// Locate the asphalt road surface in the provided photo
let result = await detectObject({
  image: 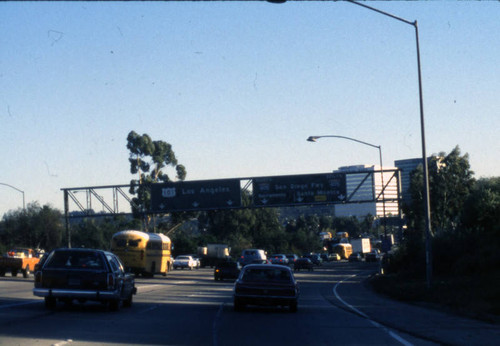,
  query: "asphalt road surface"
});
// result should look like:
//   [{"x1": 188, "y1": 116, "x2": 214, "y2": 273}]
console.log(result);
[{"x1": 0, "y1": 261, "x2": 493, "y2": 346}]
